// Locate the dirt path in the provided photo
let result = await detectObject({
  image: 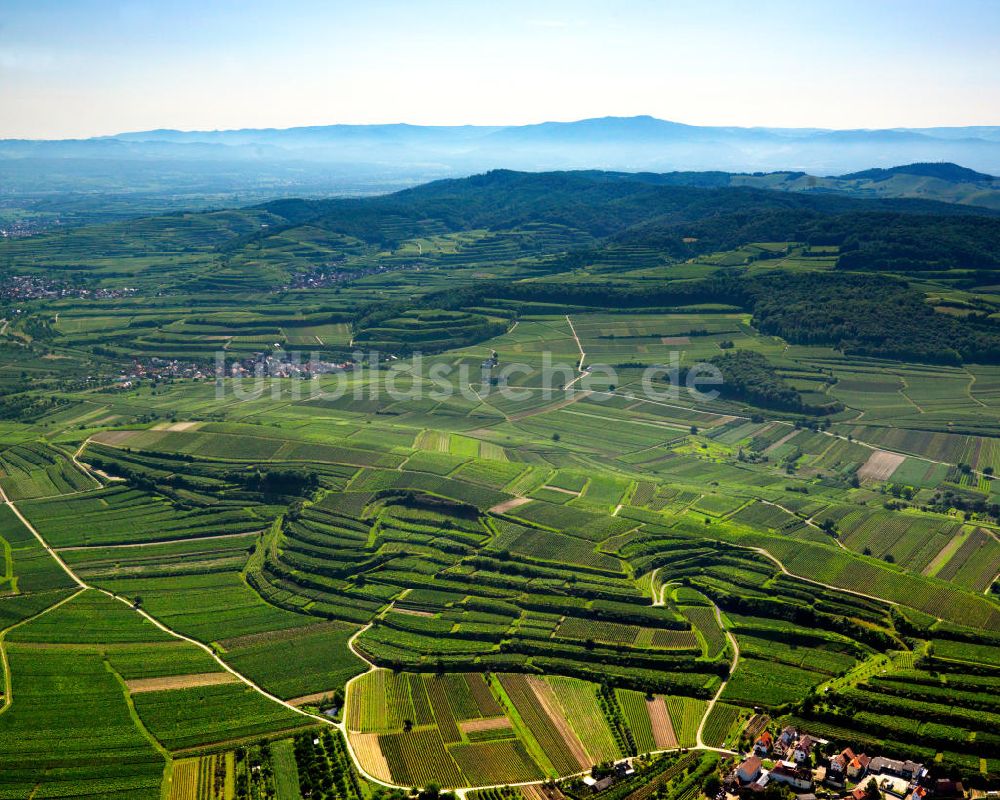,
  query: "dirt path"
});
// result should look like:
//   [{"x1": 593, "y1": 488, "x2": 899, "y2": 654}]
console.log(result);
[
  {"x1": 0, "y1": 586, "x2": 87, "y2": 714},
  {"x1": 965, "y1": 370, "x2": 988, "y2": 408},
  {"x1": 565, "y1": 315, "x2": 586, "y2": 373},
  {"x1": 744, "y1": 544, "x2": 898, "y2": 606},
  {"x1": 0, "y1": 476, "x2": 403, "y2": 791},
  {"x1": 71, "y1": 437, "x2": 103, "y2": 488},
  {"x1": 695, "y1": 602, "x2": 740, "y2": 751}
]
